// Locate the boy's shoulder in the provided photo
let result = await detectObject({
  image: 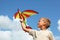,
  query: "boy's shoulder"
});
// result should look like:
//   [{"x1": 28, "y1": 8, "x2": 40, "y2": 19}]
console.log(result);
[
  {"x1": 29, "y1": 29, "x2": 53, "y2": 33},
  {"x1": 46, "y1": 30, "x2": 53, "y2": 34}
]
